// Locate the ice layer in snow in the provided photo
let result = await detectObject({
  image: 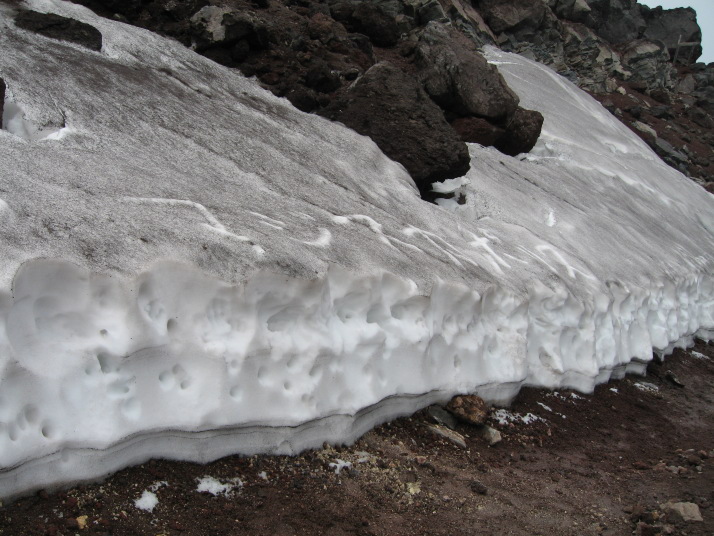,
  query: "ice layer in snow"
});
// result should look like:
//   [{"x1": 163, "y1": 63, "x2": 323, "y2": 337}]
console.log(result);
[{"x1": 1, "y1": 0, "x2": 714, "y2": 499}]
